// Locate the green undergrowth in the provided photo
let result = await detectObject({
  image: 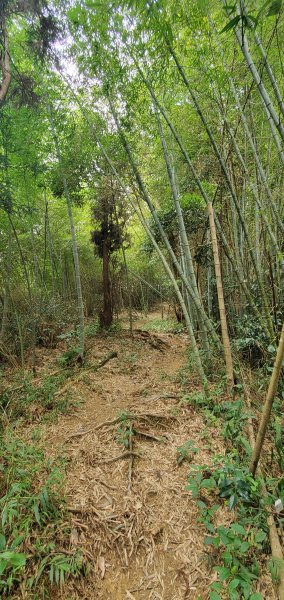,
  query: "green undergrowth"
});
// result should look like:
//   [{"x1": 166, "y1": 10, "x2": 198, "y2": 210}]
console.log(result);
[
  {"x1": 141, "y1": 317, "x2": 184, "y2": 333},
  {"x1": 0, "y1": 432, "x2": 87, "y2": 598},
  {"x1": 180, "y1": 385, "x2": 283, "y2": 600},
  {"x1": 58, "y1": 318, "x2": 122, "y2": 344},
  {"x1": 0, "y1": 370, "x2": 82, "y2": 427}
]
